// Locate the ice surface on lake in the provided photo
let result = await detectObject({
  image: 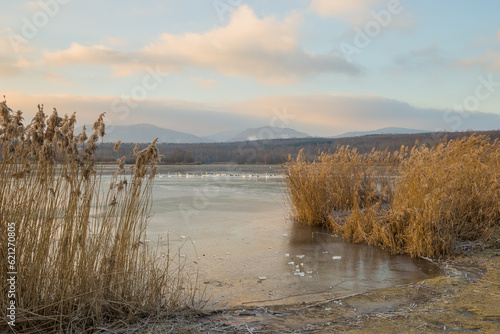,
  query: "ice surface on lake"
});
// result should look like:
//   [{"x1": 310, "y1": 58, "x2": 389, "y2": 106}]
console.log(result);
[{"x1": 138, "y1": 164, "x2": 440, "y2": 308}]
